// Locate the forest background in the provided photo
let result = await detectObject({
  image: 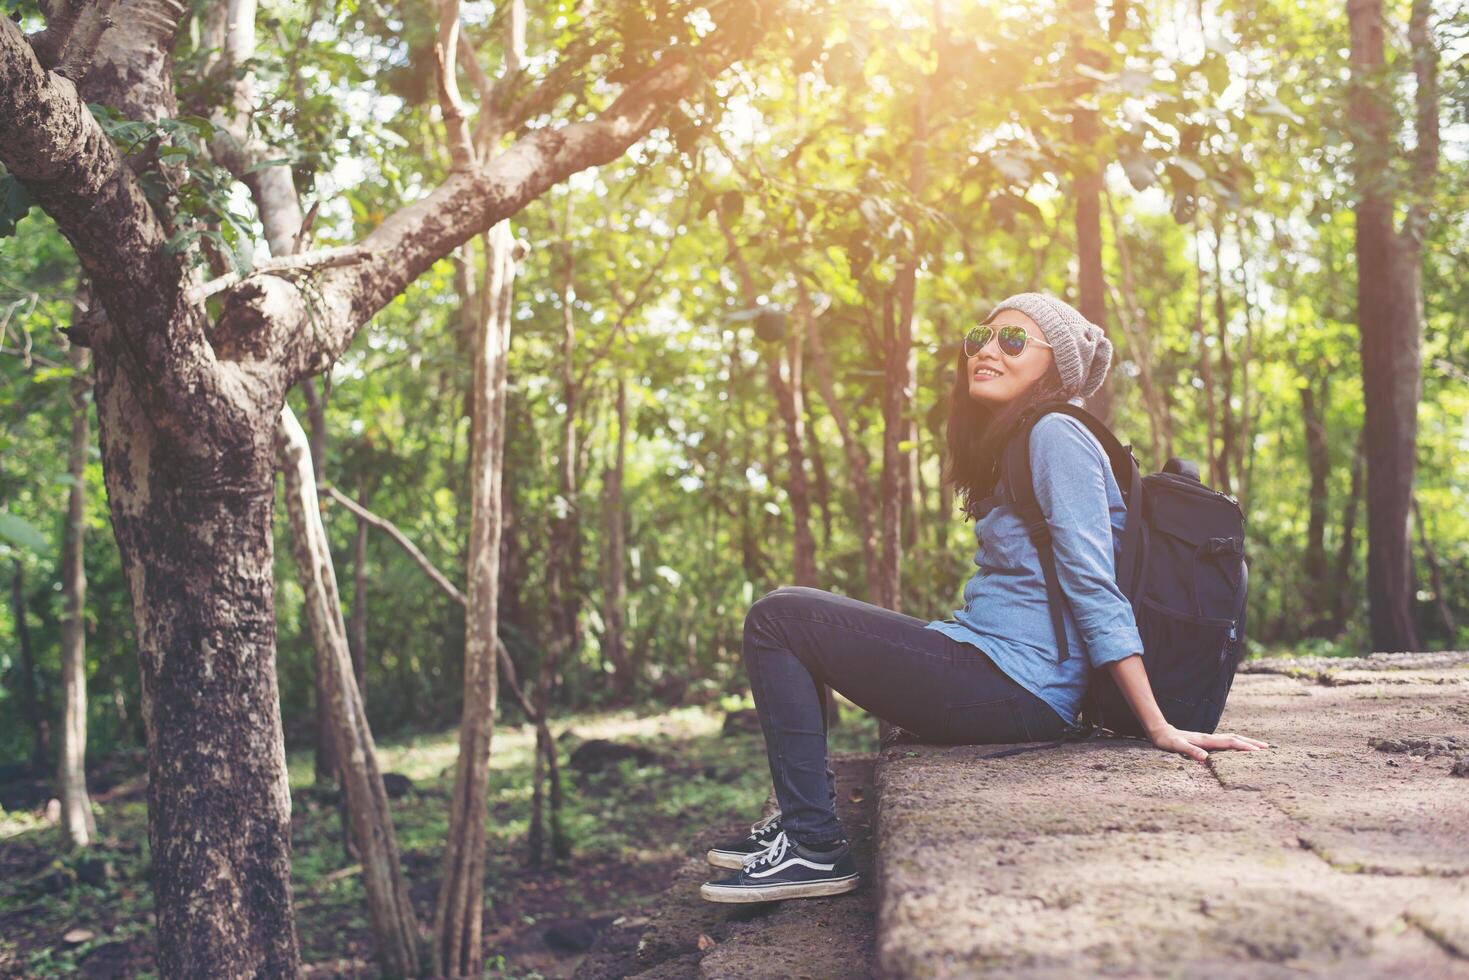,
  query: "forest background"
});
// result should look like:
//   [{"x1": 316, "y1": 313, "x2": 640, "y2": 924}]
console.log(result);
[
  {"x1": 5, "y1": 0, "x2": 1465, "y2": 761},
  {"x1": 0, "y1": 0, "x2": 1466, "y2": 970}
]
